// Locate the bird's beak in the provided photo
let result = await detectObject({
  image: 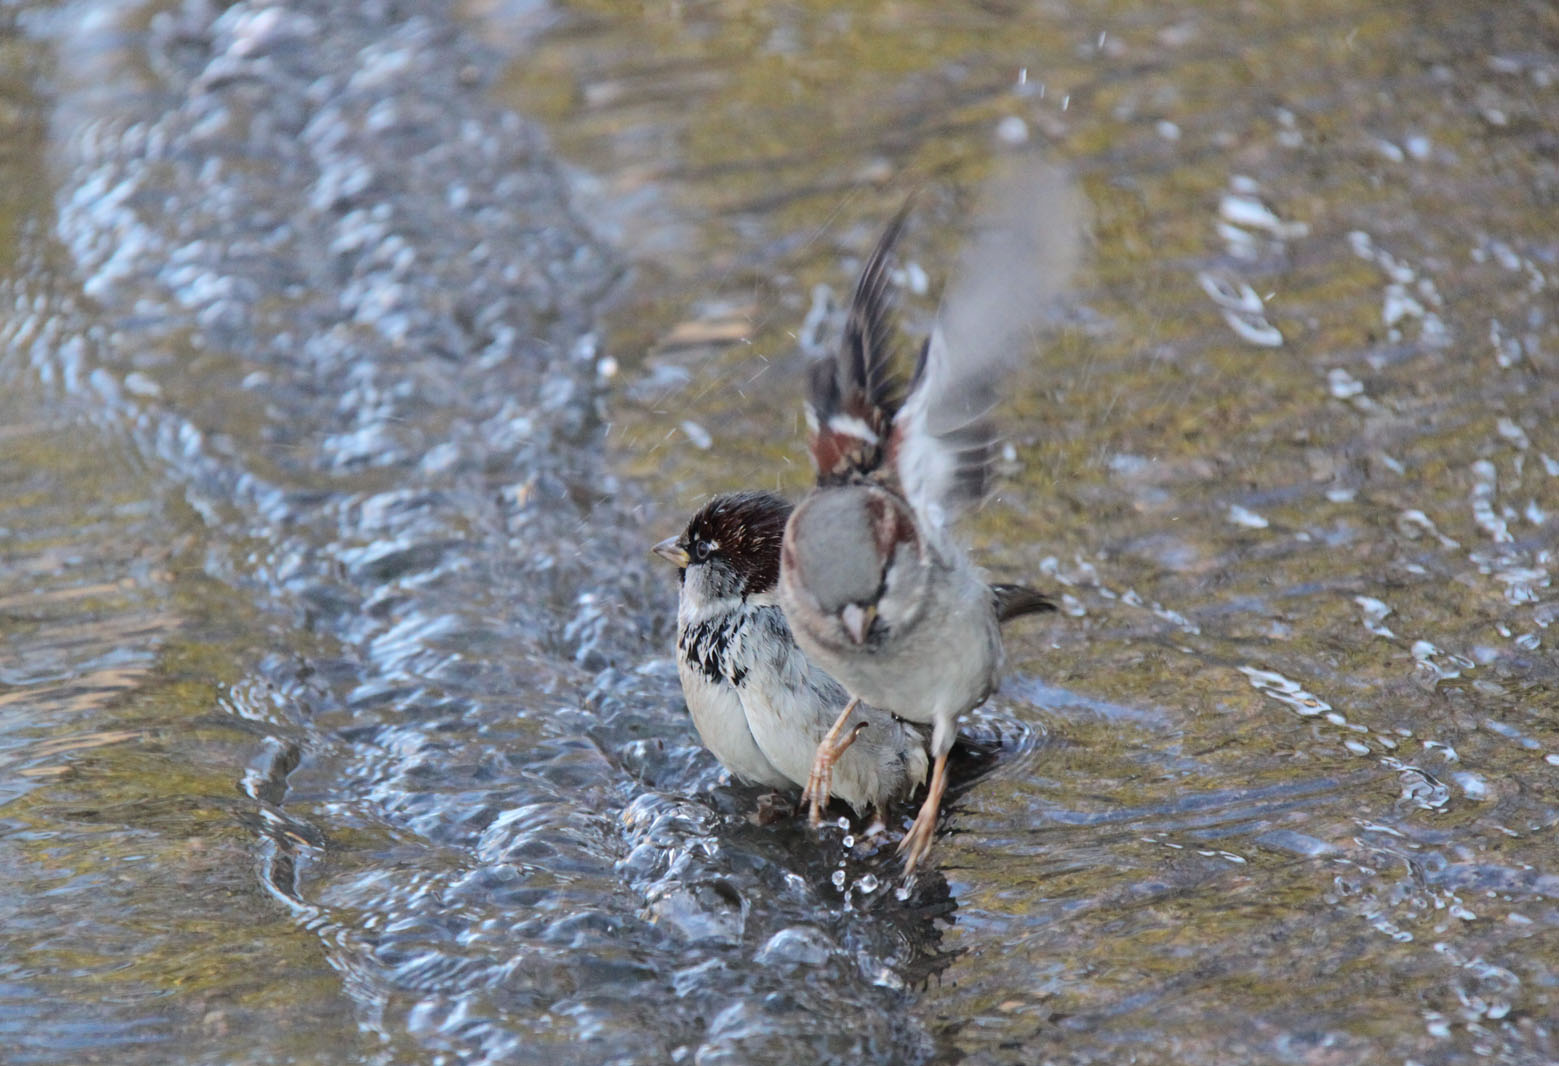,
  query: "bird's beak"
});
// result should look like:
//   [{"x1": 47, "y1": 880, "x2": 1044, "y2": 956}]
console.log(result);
[
  {"x1": 652, "y1": 536, "x2": 691, "y2": 568},
  {"x1": 840, "y1": 602, "x2": 876, "y2": 645}
]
